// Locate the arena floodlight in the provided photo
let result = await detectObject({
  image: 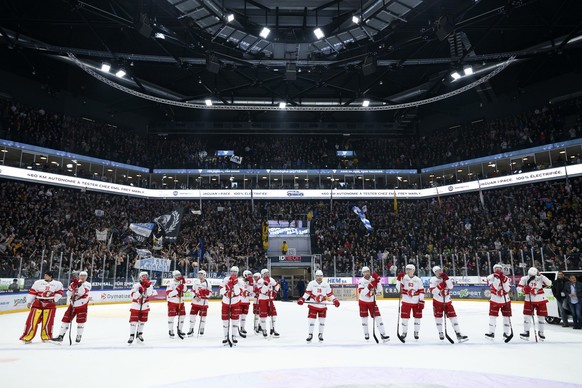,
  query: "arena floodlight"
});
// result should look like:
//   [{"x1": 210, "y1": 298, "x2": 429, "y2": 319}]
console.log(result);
[
  {"x1": 352, "y1": 15, "x2": 360, "y2": 24},
  {"x1": 115, "y1": 69, "x2": 126, "y2": 78},
  {"x1": 260, "y1": 27, "x2": 270, "y2": 39},
  {"x1": 227, "y1": 14, "x2": 235, "y2": 22},
  {"x1": 314, "y1": 28, "x2": 325, "y2": 39},
  {"x1": 101, "y1": 63, "x2": 111, "y2": 73},
  {"x1": 450, "y1": 71, "x2": 461, "y2": 80},
  {"x1": 362, "y1": 99, "x2": 370, "y2": 107},
  {"x1": 279, "y1": 102, "x2": 287, "y2": 109},
  {"x1": 464, "y1": 65, "x2": 473, "y2": 76},
  {"x1": 205, "y1": 99, "x2": 213, "y2": 106},
  {"x1": 154, "y1": 32, "x2": 166, "y2": 40}
]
